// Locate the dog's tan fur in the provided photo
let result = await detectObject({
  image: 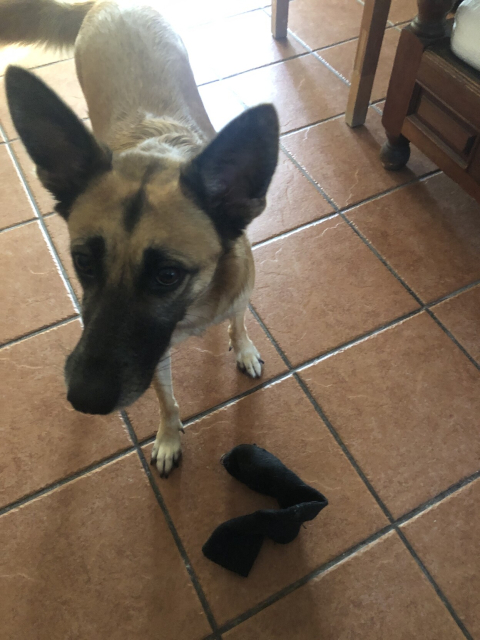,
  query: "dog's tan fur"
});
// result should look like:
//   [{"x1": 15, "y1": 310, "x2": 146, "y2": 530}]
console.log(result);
[{"x1": 1, "y1": 0, "x2": 278, "y2": 477}]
